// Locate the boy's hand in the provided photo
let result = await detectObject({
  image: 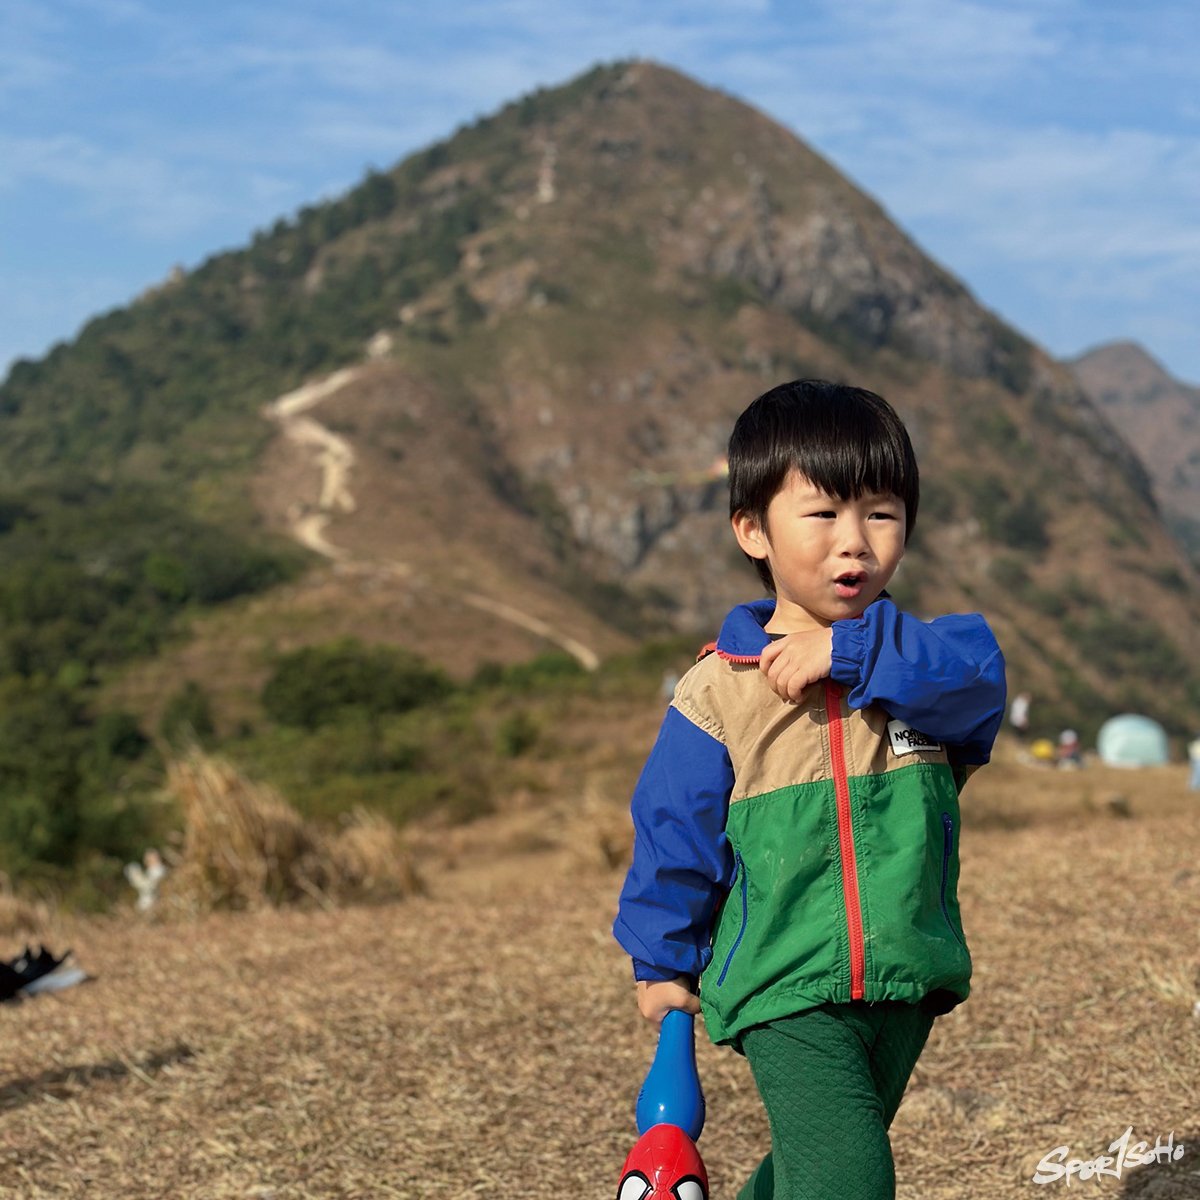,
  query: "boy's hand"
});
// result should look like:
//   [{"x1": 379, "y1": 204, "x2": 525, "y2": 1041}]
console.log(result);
[
  {"x1": 637, "y1": 977, "x2": 701, "y2": 1028},
  {"x1": 759, "y1": 628, "x2": 834, "y2": 701}
]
